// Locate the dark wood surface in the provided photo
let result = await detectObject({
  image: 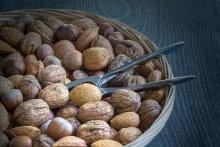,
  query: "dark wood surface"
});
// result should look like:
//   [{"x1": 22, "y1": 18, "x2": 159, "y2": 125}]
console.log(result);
[{"x1": 0, "y1": 0, "x2": 219, "y2": 146}]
